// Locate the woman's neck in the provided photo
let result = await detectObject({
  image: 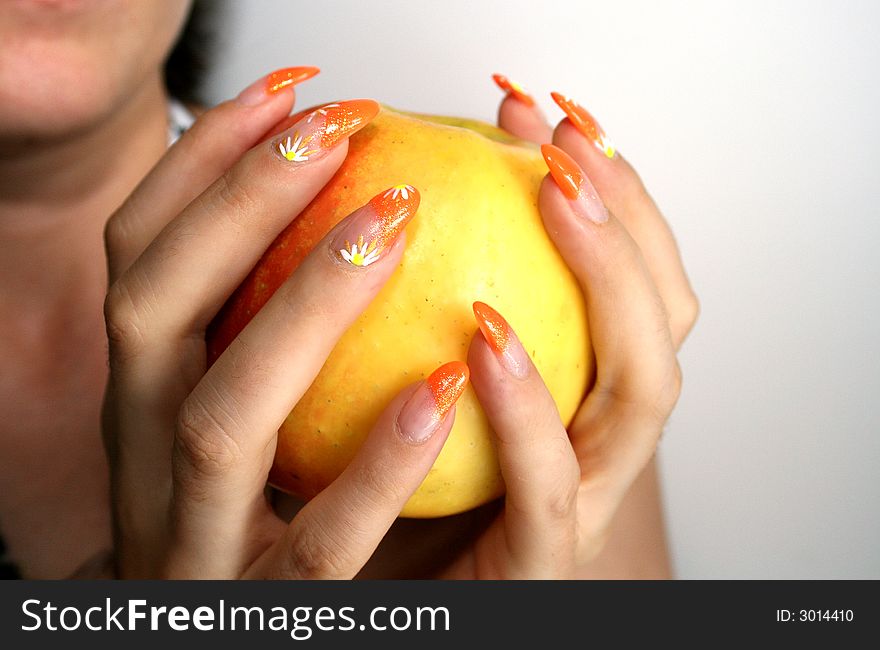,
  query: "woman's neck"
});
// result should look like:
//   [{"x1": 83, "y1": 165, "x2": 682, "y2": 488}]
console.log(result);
[{"x1": 0, "y1": 72, "x2": 170, "y2": 311}]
